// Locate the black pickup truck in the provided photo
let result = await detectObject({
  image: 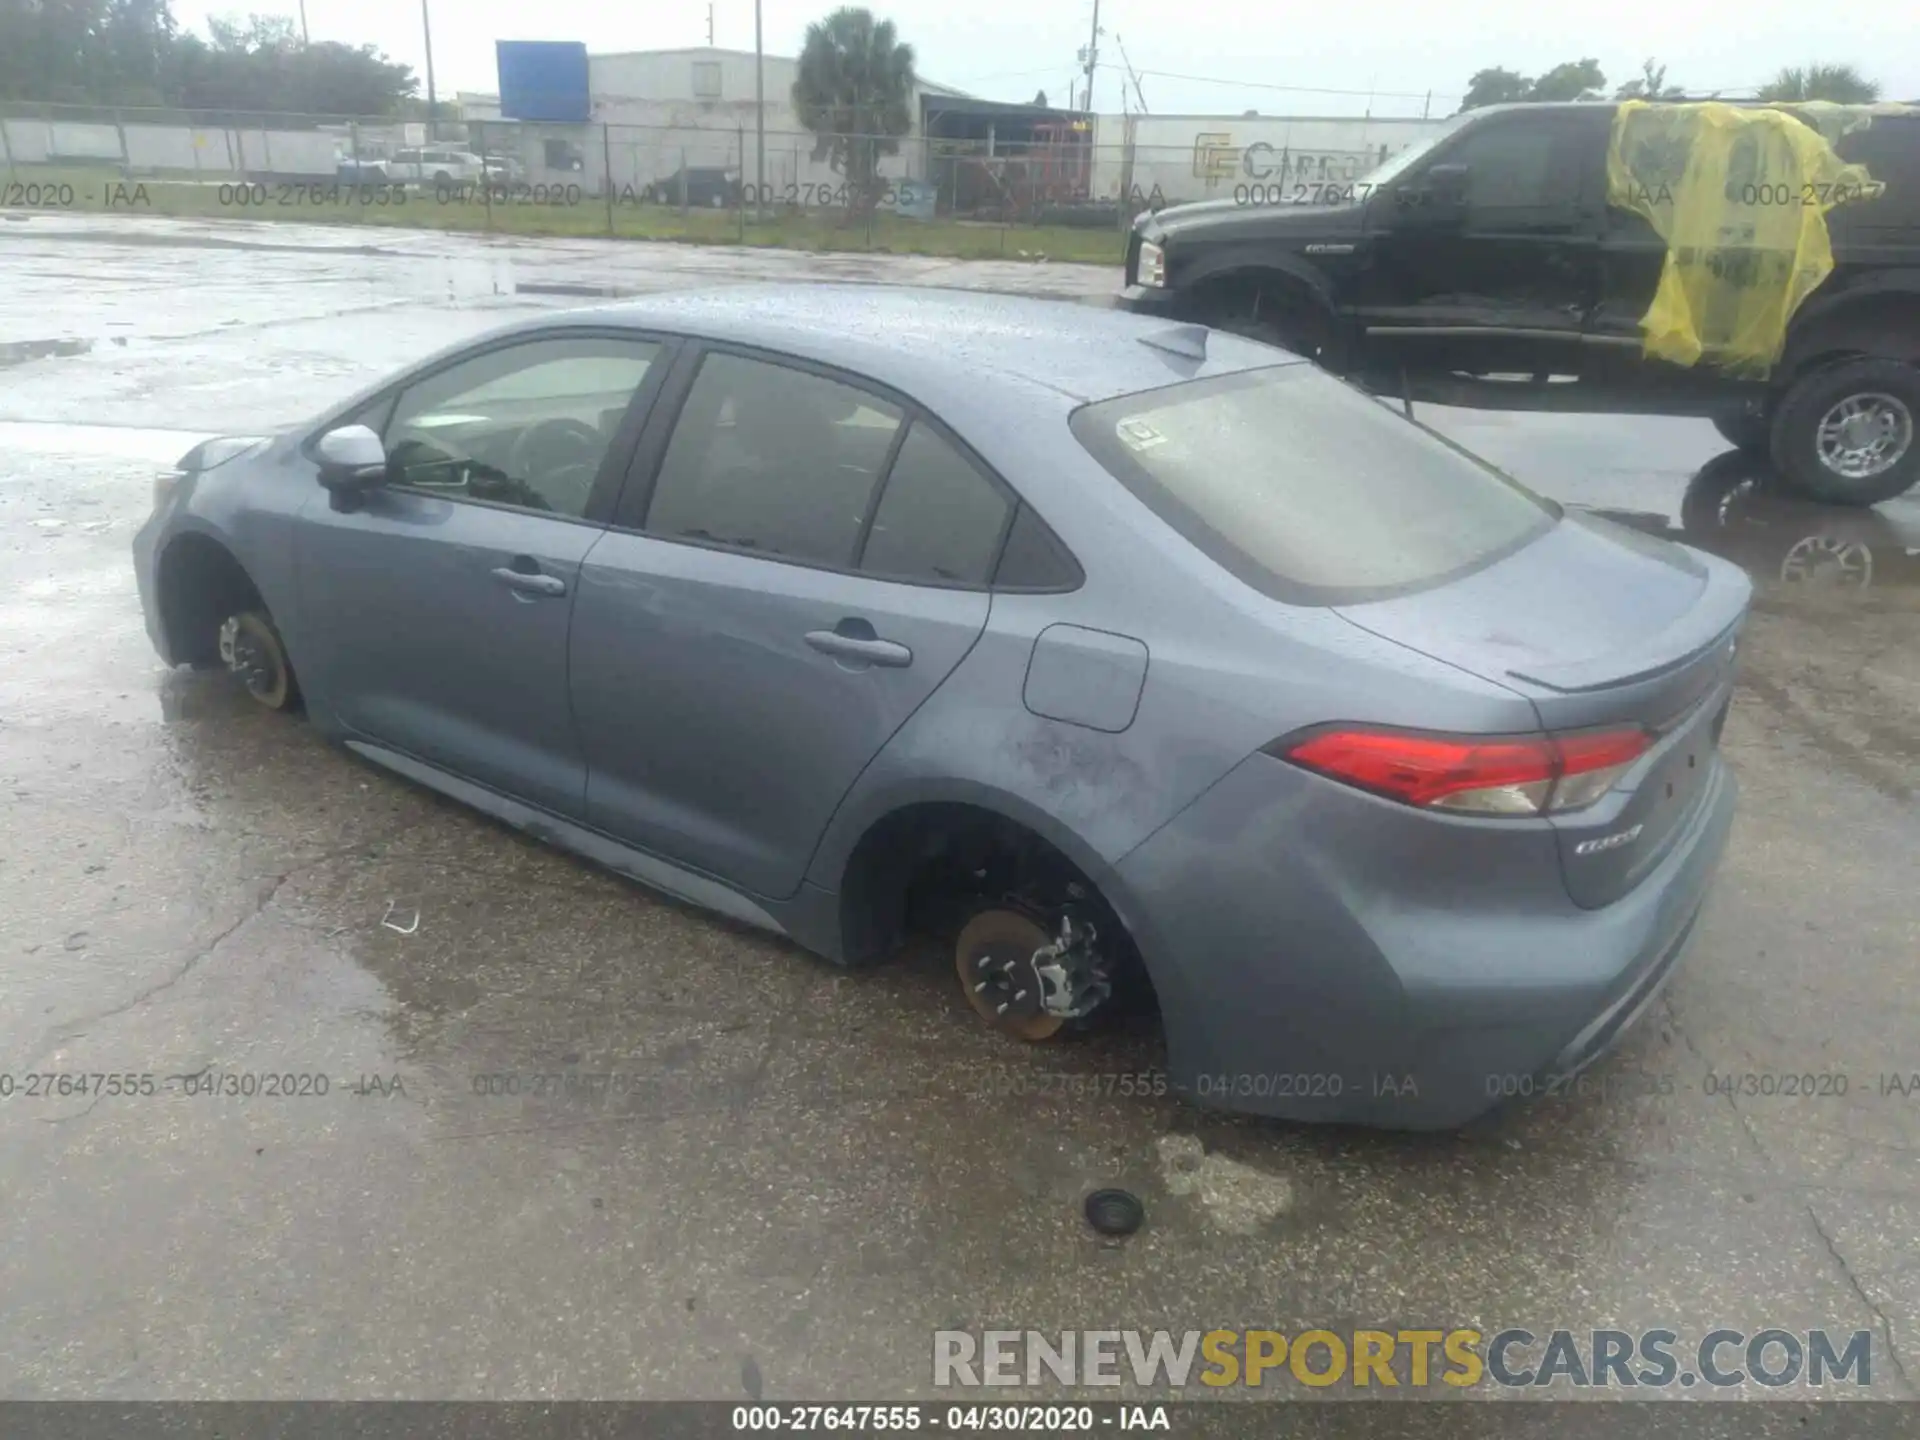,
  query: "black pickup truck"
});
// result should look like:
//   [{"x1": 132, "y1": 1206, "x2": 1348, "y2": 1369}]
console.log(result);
[{"x1": 1118, "y1": 100, "x2": 1920, "y2": 505}]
